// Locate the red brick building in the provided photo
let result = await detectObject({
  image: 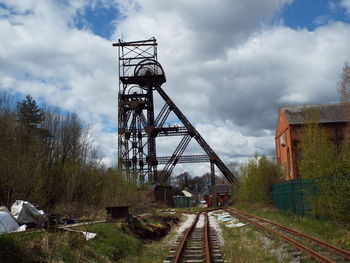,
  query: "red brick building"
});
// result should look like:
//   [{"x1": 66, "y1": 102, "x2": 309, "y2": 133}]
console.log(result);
[{"x1": 275, "y1": 103, "x2": 350, "y2": 180}]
